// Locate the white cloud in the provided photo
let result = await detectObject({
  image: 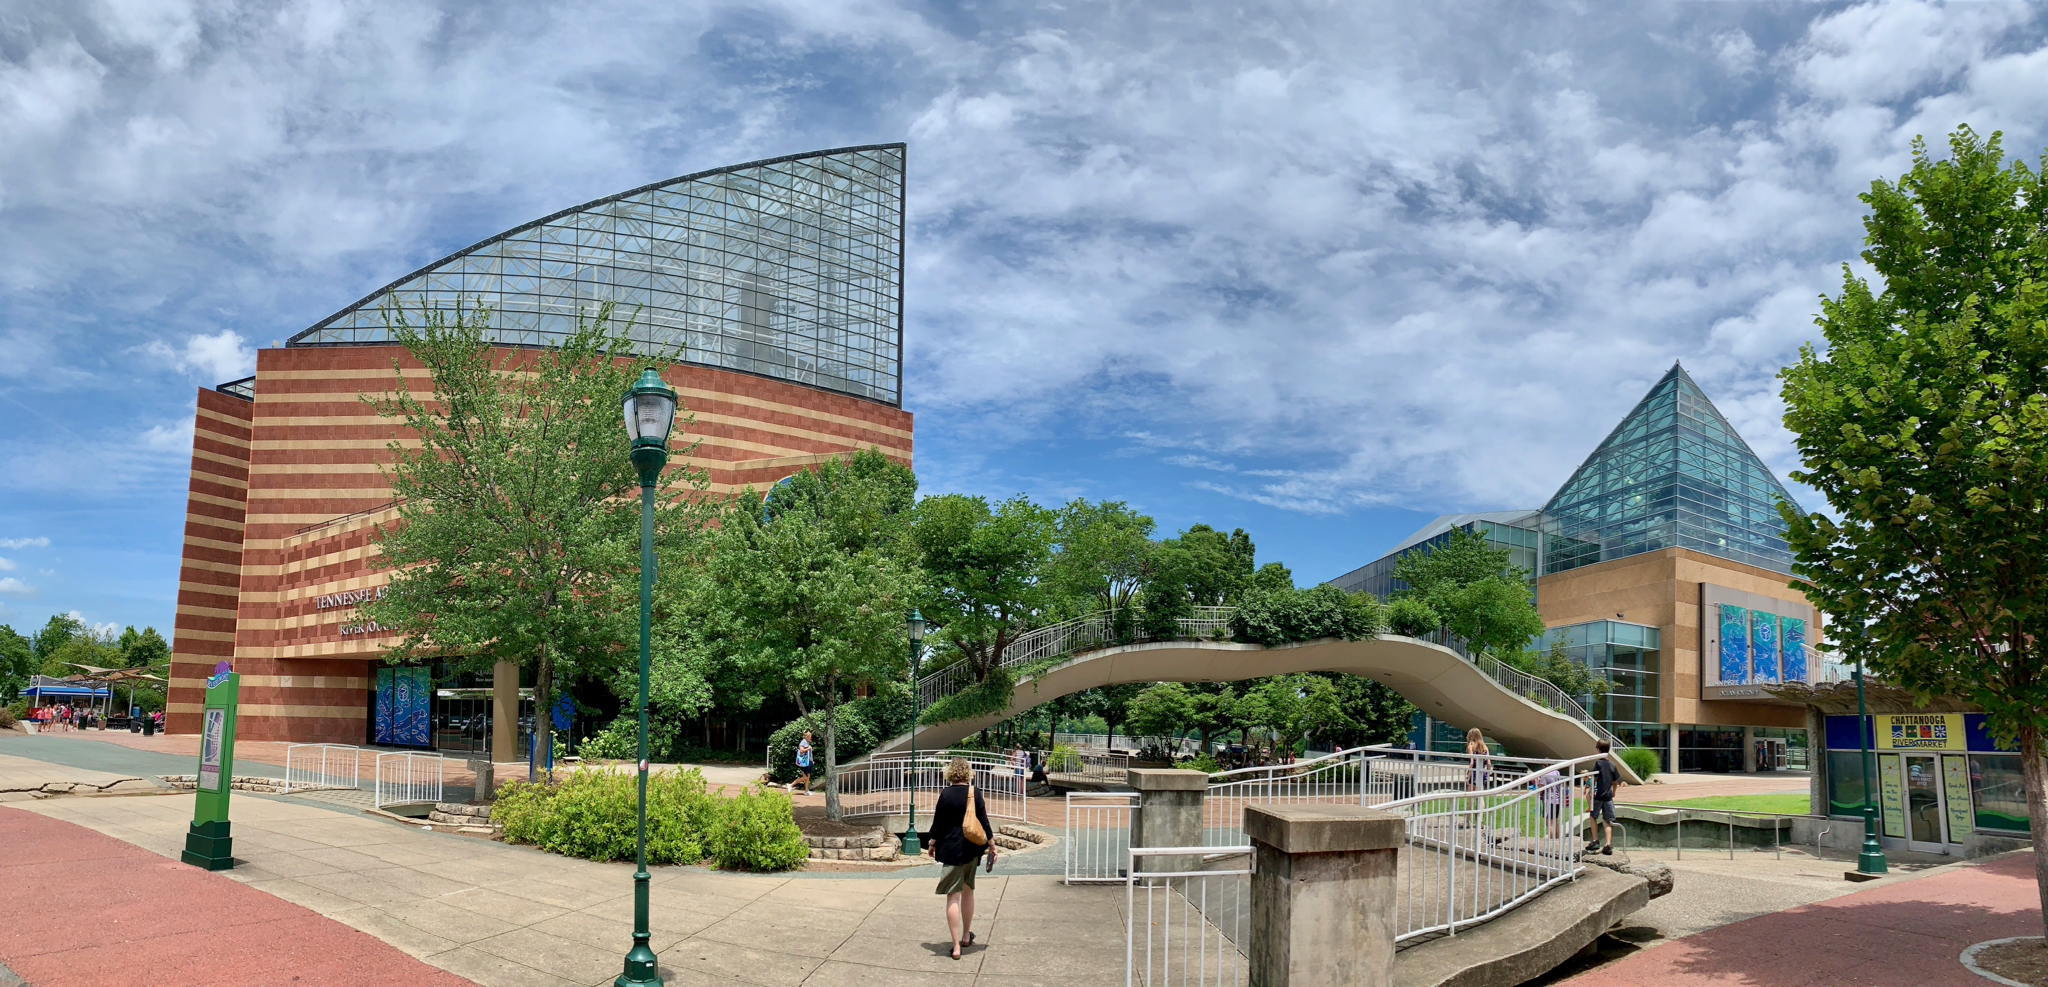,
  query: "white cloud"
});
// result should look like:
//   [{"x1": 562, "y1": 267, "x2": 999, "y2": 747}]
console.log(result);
[
  {"x1": 0, "y1": 577, "x2": 35, "y2": 595},
  {"x1": 0, "y1": 558, "x2": 13, "y2": 570},
  {"x1": 142, "y1": 420, "x2": 194, "y2": 452},
  {"x1": 142, "y1": 331, "x2": 255, "y2": 384},
  {"x1": 0, "y1": 537, "x2": 50, "y2": 549}
]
